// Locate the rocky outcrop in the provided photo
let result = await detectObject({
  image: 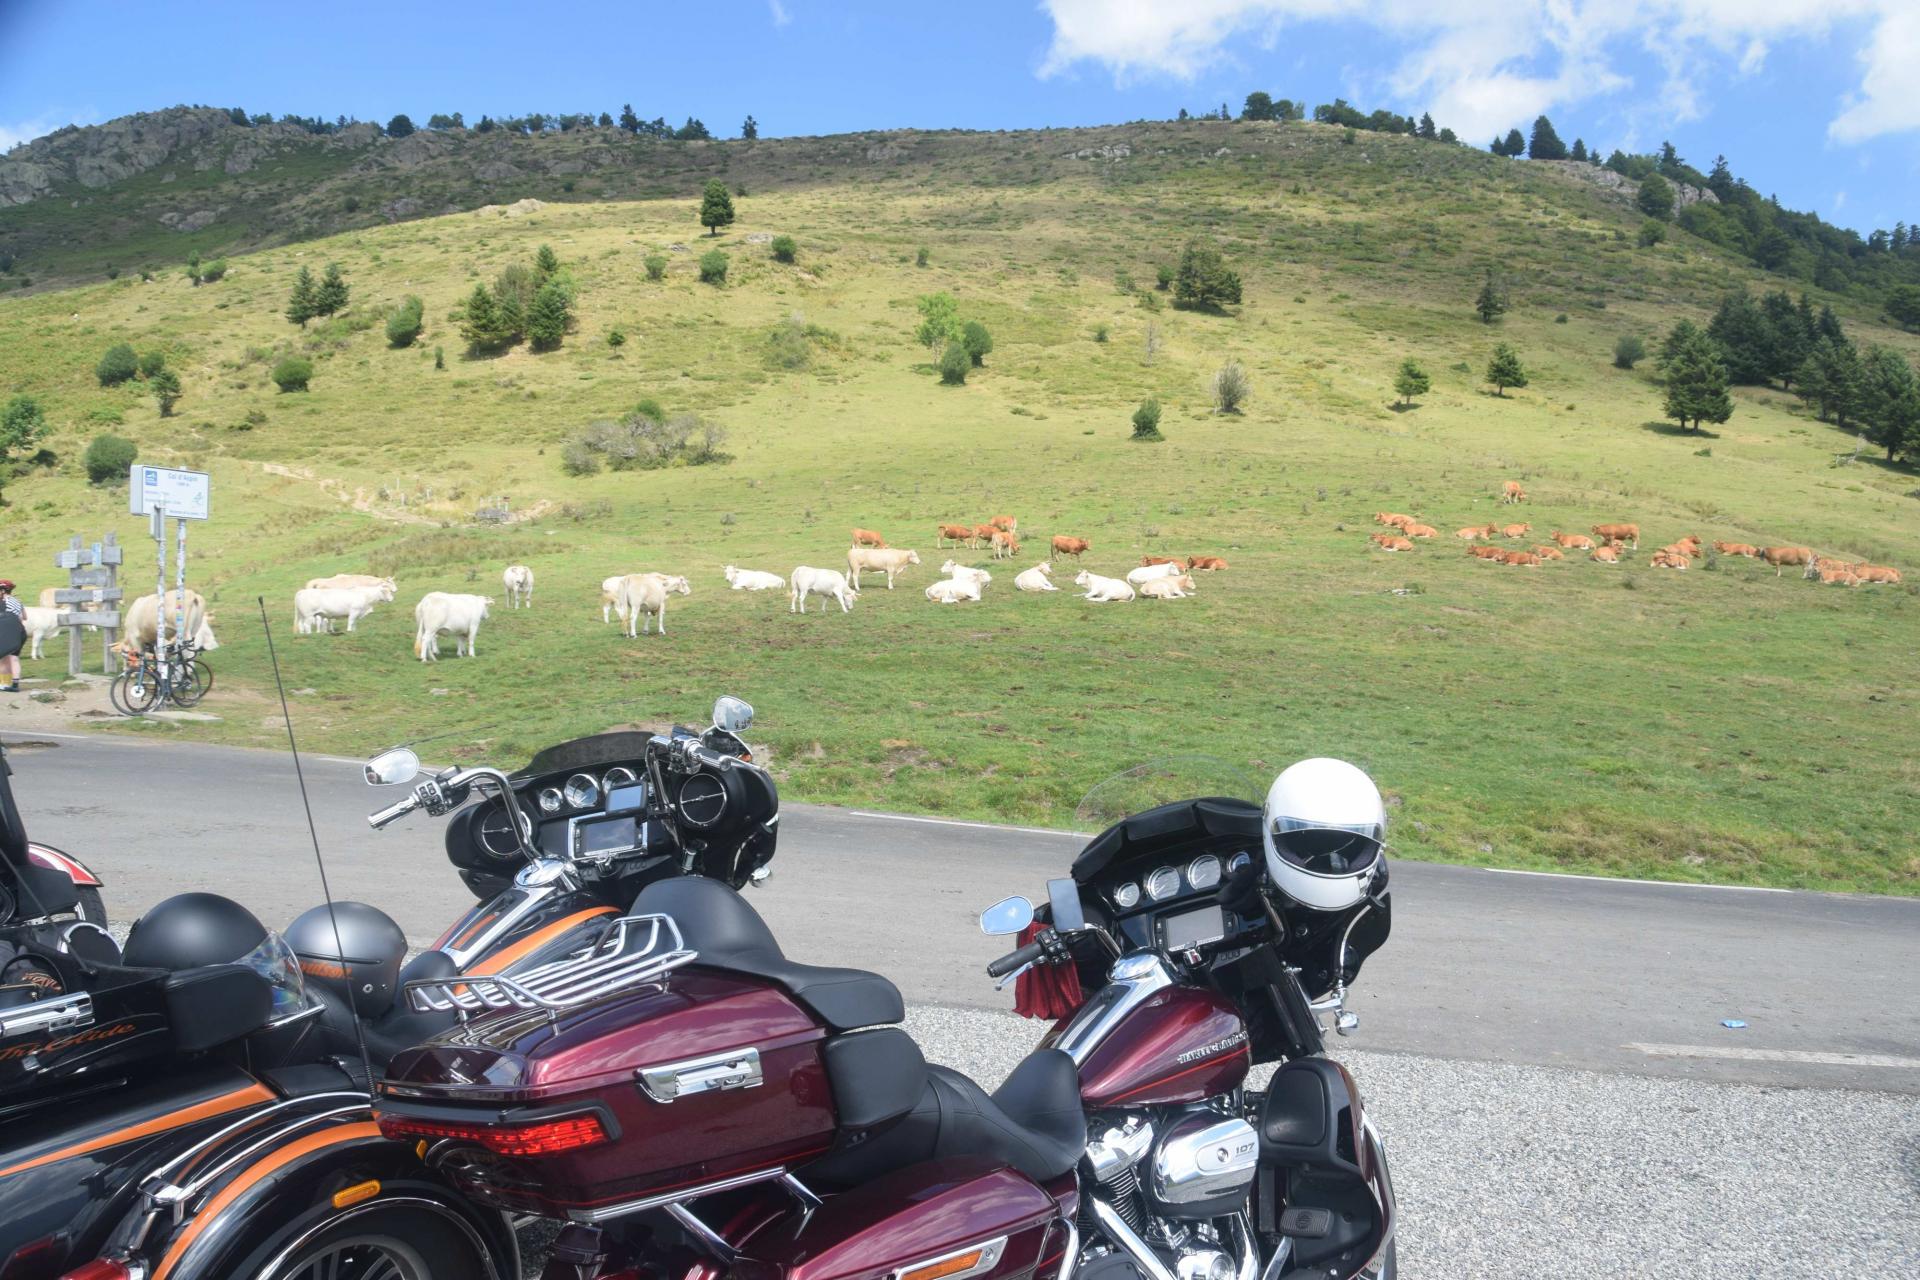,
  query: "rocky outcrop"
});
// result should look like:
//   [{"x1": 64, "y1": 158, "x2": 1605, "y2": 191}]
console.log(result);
[{"x1": 1538, "y1": 159, "x2": 1718, "y2": 211}]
